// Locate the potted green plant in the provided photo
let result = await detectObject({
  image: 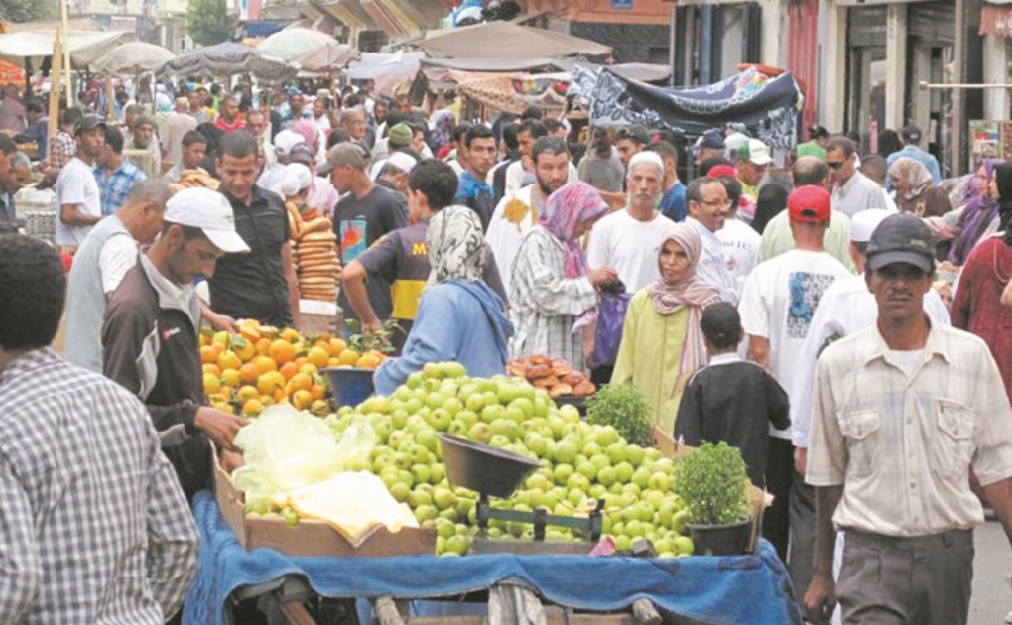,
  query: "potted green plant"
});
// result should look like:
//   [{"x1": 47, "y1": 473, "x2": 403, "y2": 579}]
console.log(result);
[{"x1": 672, "y1": 442, "x2": 752, "y2": 556}]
